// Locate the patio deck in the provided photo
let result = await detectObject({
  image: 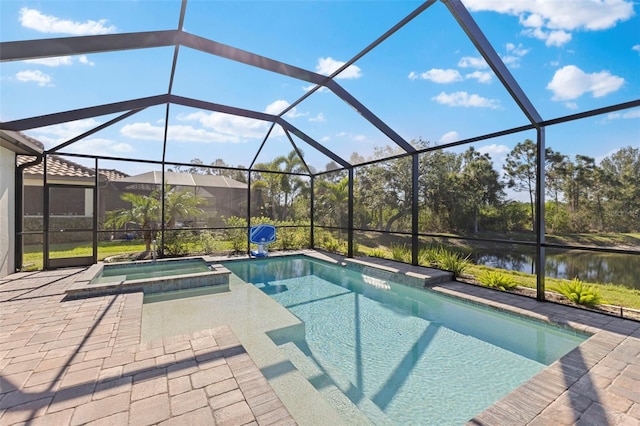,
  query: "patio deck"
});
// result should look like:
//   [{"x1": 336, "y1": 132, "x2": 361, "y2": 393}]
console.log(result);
[{"x1": 1, "y1": 254, "x2": 639, "y2": 425}]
